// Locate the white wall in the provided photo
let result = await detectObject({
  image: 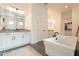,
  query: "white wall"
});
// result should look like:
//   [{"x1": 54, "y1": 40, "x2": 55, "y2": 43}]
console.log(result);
[
  {"x1": 48, "y1": 6, "x2": 62, "y2": 34},
  {"x1": 72, "y1": 7, "x2": 79, "y2": 36},
  {"x1": 31, "y1": 3, "x2": 48, "y2": 44},
  {"x1": 48, "y1": 5, "x2": 79, "y2": 36}
]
